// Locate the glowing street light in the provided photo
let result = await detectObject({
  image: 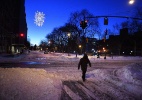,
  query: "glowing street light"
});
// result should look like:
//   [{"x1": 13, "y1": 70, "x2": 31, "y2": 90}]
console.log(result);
[
  {"x1": 103, "y1": 47, "x2": 106, "y2": 59},
  {"x1": 48, "y1": 41, "x2": 50, "y2": 44},
  {"x1": 79, "y1": 45, "x2": 82, "y2": 54},
  {"x1": 103, "y1": 47, "x2": 105, "y2": 51},
  {"x1": 79, "y1": 45, "x2": 82, "y2": 48},
  {"x1": 67, "y1": 33, "x2": 71, "y2": 56},
  {"x1": 67, "y1": 33, "x2": 71, "y2": 38},
  {"x1": 129, "y1": 0, "x2": 135, "y2": 4}
]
